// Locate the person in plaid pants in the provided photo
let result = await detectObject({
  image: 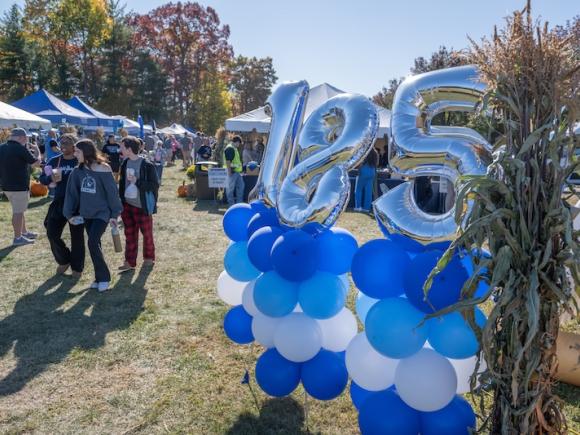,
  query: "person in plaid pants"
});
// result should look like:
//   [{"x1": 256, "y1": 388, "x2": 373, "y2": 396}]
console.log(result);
[{"x1": 117, "y1": 136, "x2": 159, "y2": 272}]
